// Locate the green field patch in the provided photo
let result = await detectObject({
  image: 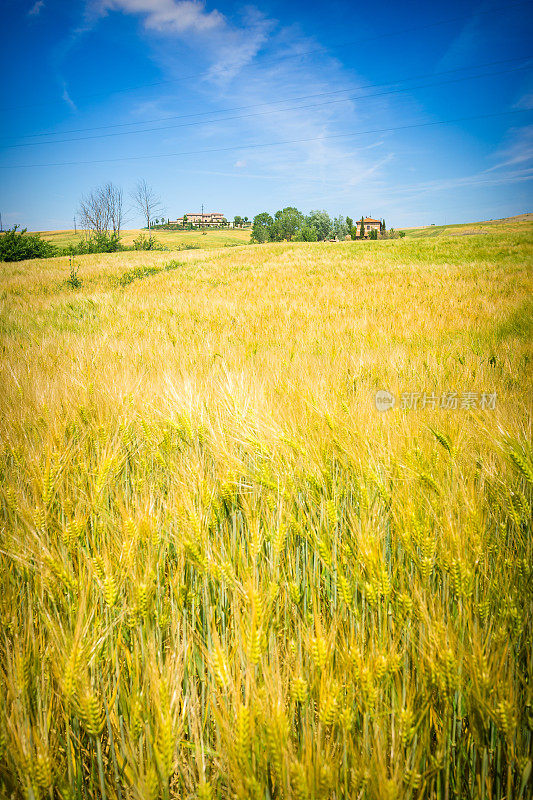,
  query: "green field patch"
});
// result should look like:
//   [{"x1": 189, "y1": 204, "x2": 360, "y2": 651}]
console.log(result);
[
  {"x1": 493, "y1": 297, "x2": 533, "y2": 342},
  {"x1": 117, "y1": 258, "x2": 186, "y2": 286}
]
